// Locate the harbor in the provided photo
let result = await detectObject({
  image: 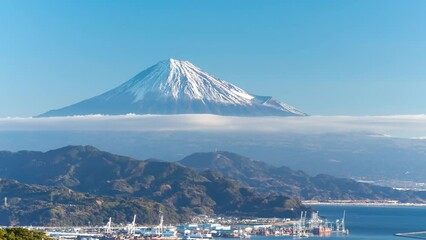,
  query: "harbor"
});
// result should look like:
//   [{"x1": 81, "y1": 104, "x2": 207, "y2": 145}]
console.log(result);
[{"x1": 20, "y1": 211, "x2": 349, "y2": 240}]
